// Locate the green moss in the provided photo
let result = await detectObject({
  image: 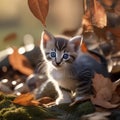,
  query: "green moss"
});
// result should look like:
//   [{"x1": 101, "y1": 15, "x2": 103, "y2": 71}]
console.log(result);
[
  {"x1": 0, "y1": 93, "x2": 56, "y2": 120},
  {"x1": 25, "y1": 106, "x2": 54, "y2": 118},
  {"x1": 0, "y1": 93, "x2": 16, "y2": 110},
  {"x1": 0, "y1": 93, "x2": 95, "y2": 120},
  {"x1": 49, "y1": 101, "x2": 95, "y2": 120},
  {"x1": 0, "y1": 98, "x2": 12, "y2": 110},
  {"x1": 1, "y1": 108, "x2": 30, "y2": 120}
]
